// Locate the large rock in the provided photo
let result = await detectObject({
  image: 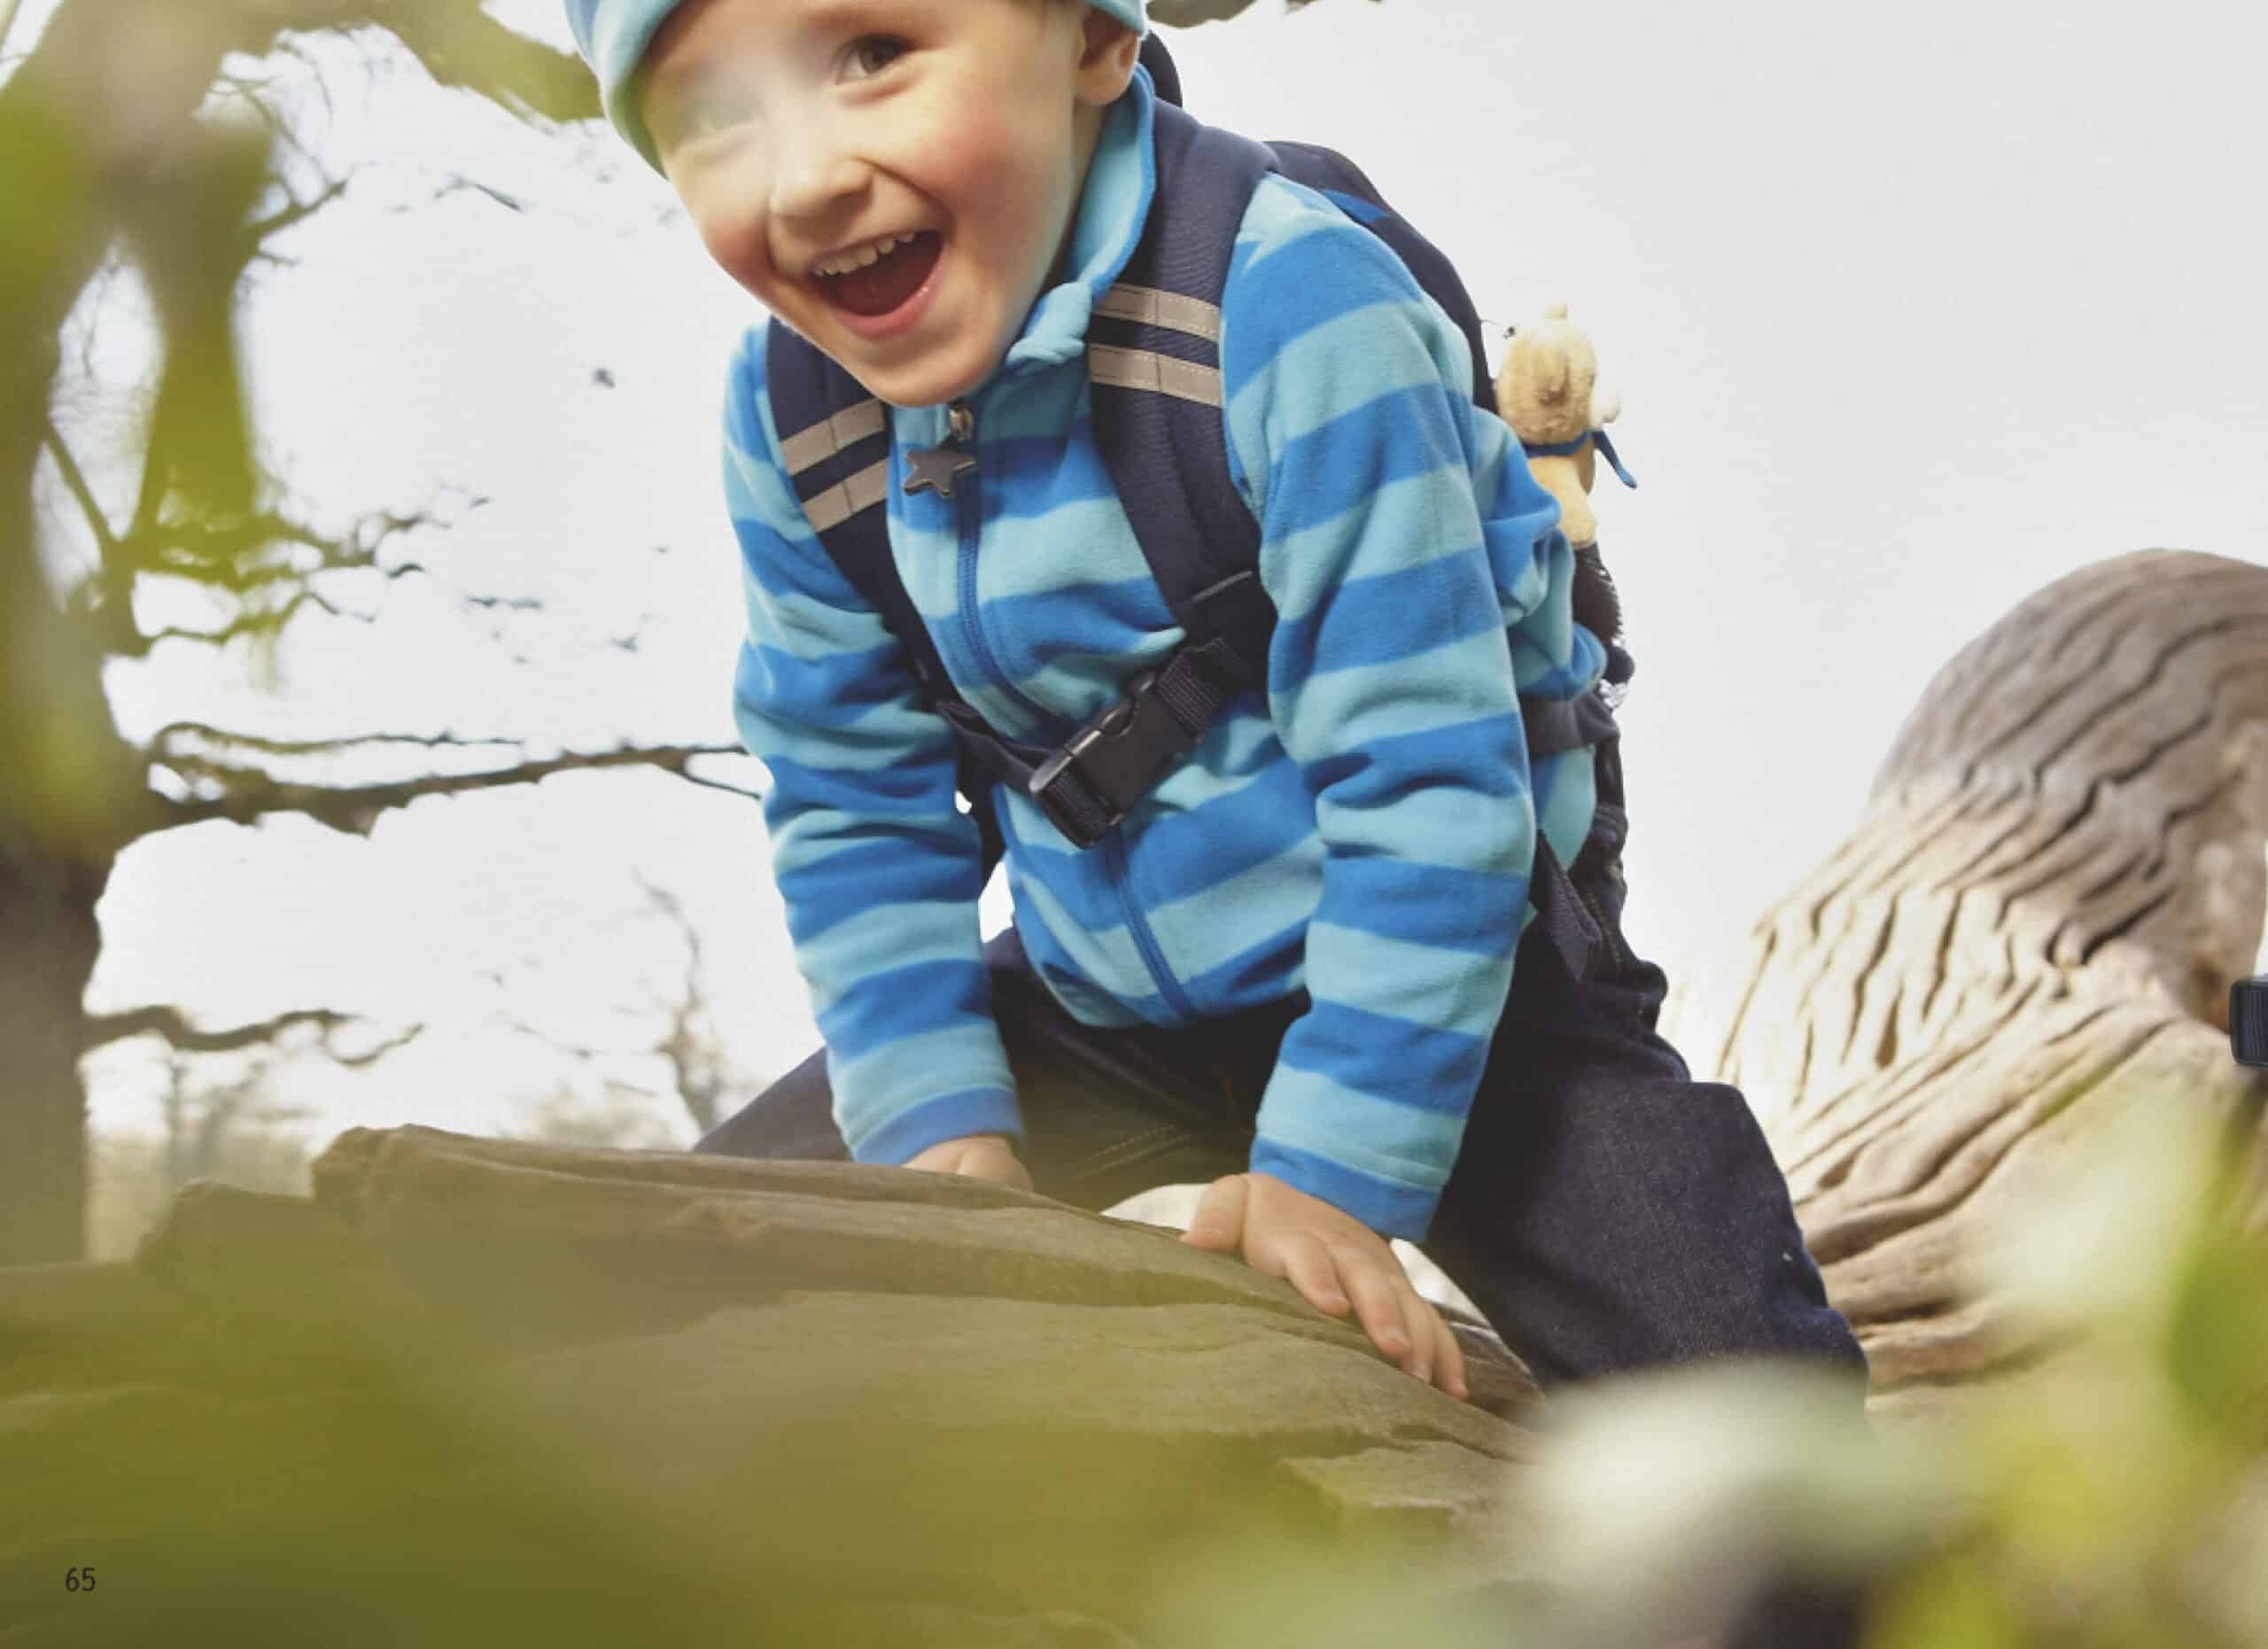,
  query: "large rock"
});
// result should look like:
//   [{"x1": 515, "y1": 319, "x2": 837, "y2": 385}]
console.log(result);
[
  {"x1": 0, "y1": 1126, "x2": 1543, "y2": 1646},
  {"x1": 1662, "y1": 549, "x2": 2268, "y2": 1422}
]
